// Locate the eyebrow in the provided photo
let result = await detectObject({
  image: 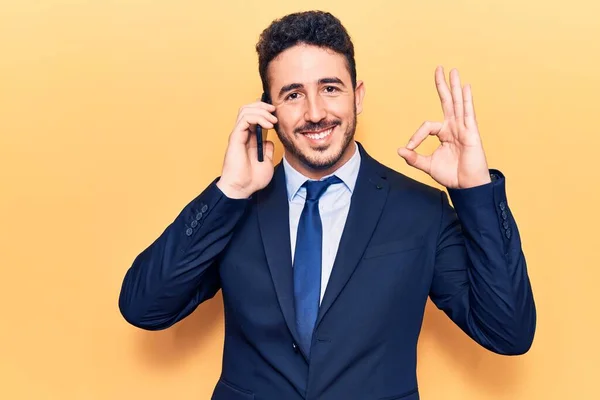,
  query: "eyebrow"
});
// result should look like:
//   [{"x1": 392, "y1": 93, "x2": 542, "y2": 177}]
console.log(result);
[{"x1": 277, "y1": 77, "x2": 346, "y2": 100}]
